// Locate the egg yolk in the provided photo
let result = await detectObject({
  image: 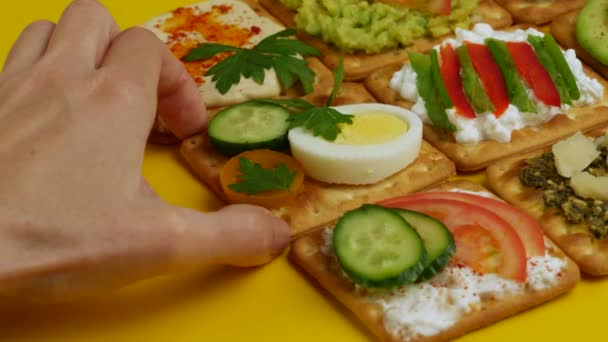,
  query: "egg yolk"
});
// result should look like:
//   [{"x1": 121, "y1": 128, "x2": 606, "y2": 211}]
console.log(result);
[{"x1": 334, "y1": 112, "x2": 409, "y2": 145}]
